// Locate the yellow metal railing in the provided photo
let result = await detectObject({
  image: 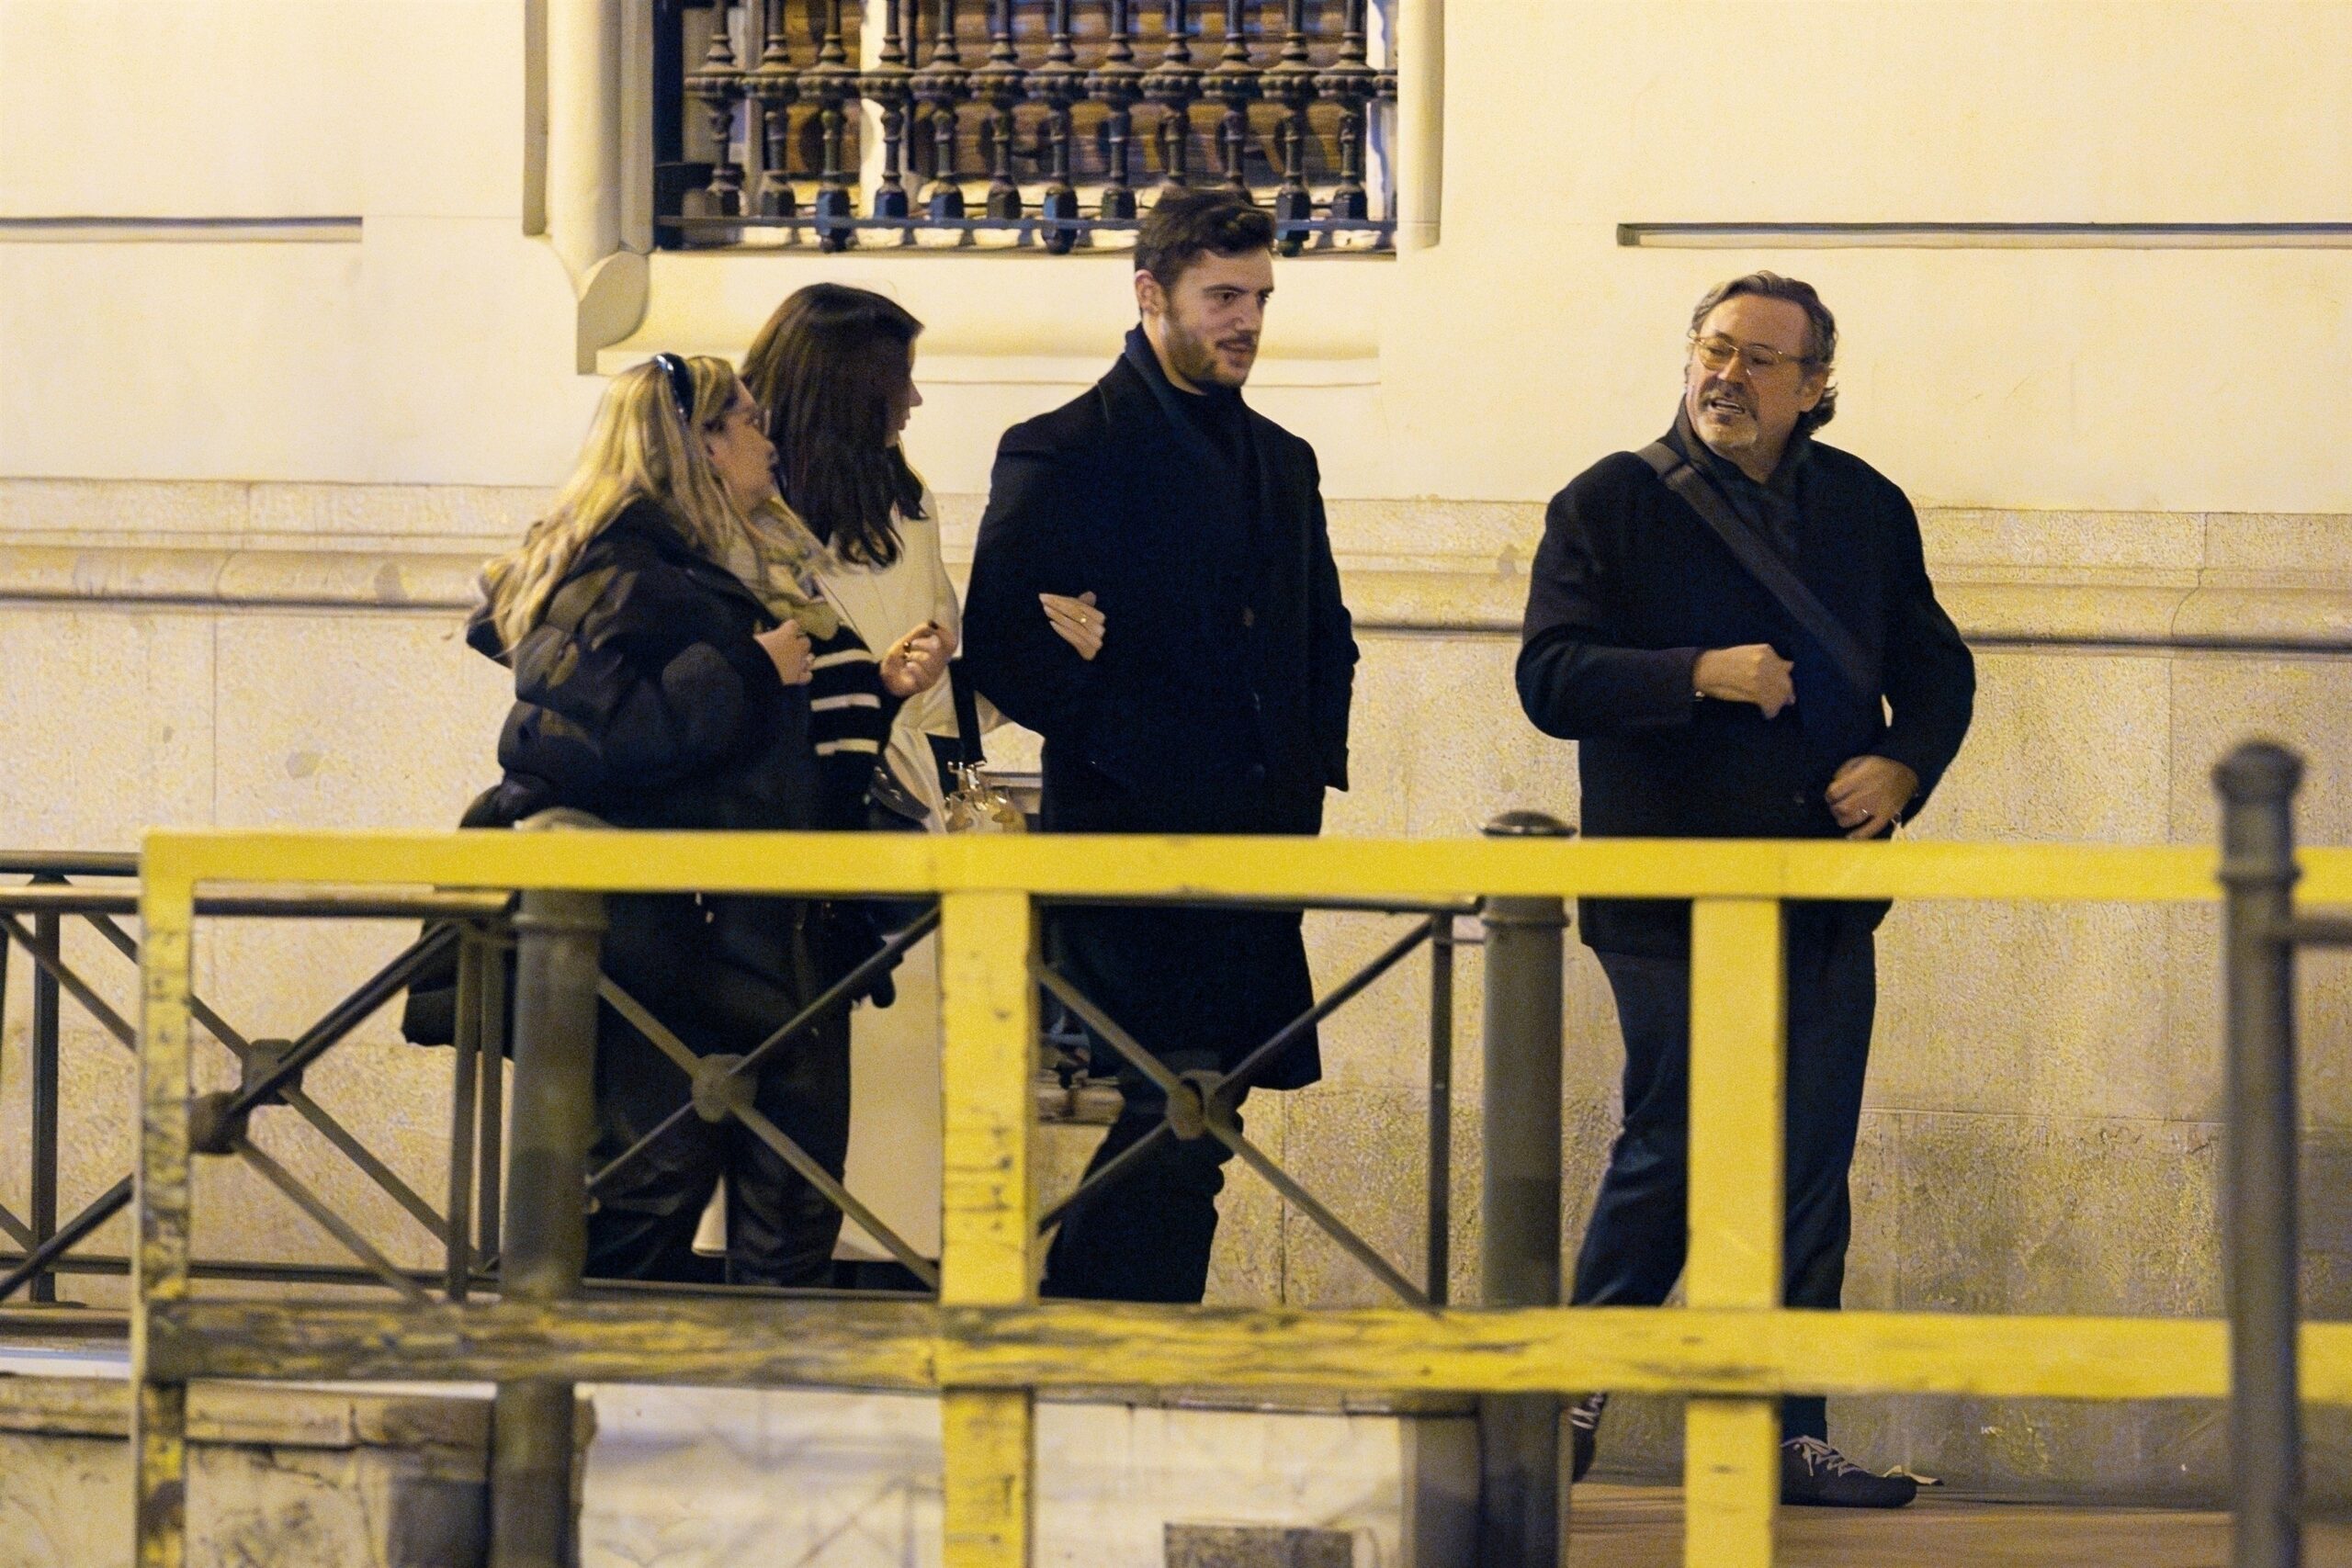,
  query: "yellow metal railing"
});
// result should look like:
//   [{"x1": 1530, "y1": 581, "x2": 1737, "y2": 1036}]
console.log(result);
[{"x1": 129, "y1": 829, "x2": 2352, "y2": 1567}]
